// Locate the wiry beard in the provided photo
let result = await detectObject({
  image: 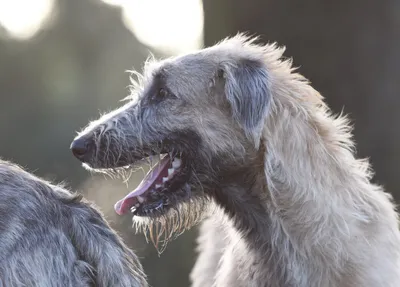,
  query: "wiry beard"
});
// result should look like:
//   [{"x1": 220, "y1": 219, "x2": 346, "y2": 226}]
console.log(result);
[
  {"x1": 83, "y1": 150, "x2": 212, "y2": 254},
  {"x1": 132, "y1": 194, "x2": 210, "y2": 254}
]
